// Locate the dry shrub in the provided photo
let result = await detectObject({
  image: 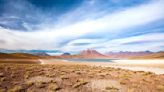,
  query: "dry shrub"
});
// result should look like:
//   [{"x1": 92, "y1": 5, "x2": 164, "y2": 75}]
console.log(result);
[
  {"x1": 7, "y1": 86, "x2": 25, "y2": 92},
  {"x1": 26, "y1": 81, "x2": 34, "y2": 87},
  {"x1": 105, "y1": 86, "x2": 119, "y2": 90},
  {"x1": 35, "y1": 82, "x2": 46, "y2": 88},
  {"x1": 0, "y1": 73, "x2": 4, "y2": 77},
  {"x1": 73, "y1": 79, "x2": 88, "y2": 88},
  {"x1": 48, "y1": 83, "x2": 61, "y2": 91},
  {"x1": 156, "y1": 85, "x2": 164, "y2": 92},
  {"x1": 0, "y1": 77, "x2": 6, "y2": 82}
]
